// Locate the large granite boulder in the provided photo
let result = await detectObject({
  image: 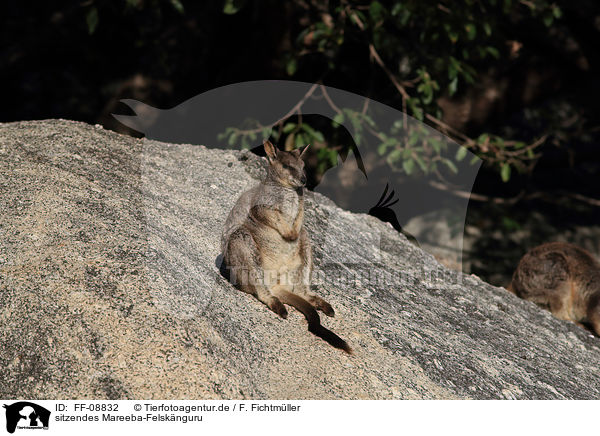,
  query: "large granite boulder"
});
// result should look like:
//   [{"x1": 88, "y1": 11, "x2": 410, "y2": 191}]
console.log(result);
[{"x1": 1, "y1": 119, "x2": 599, "y2": 399}]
